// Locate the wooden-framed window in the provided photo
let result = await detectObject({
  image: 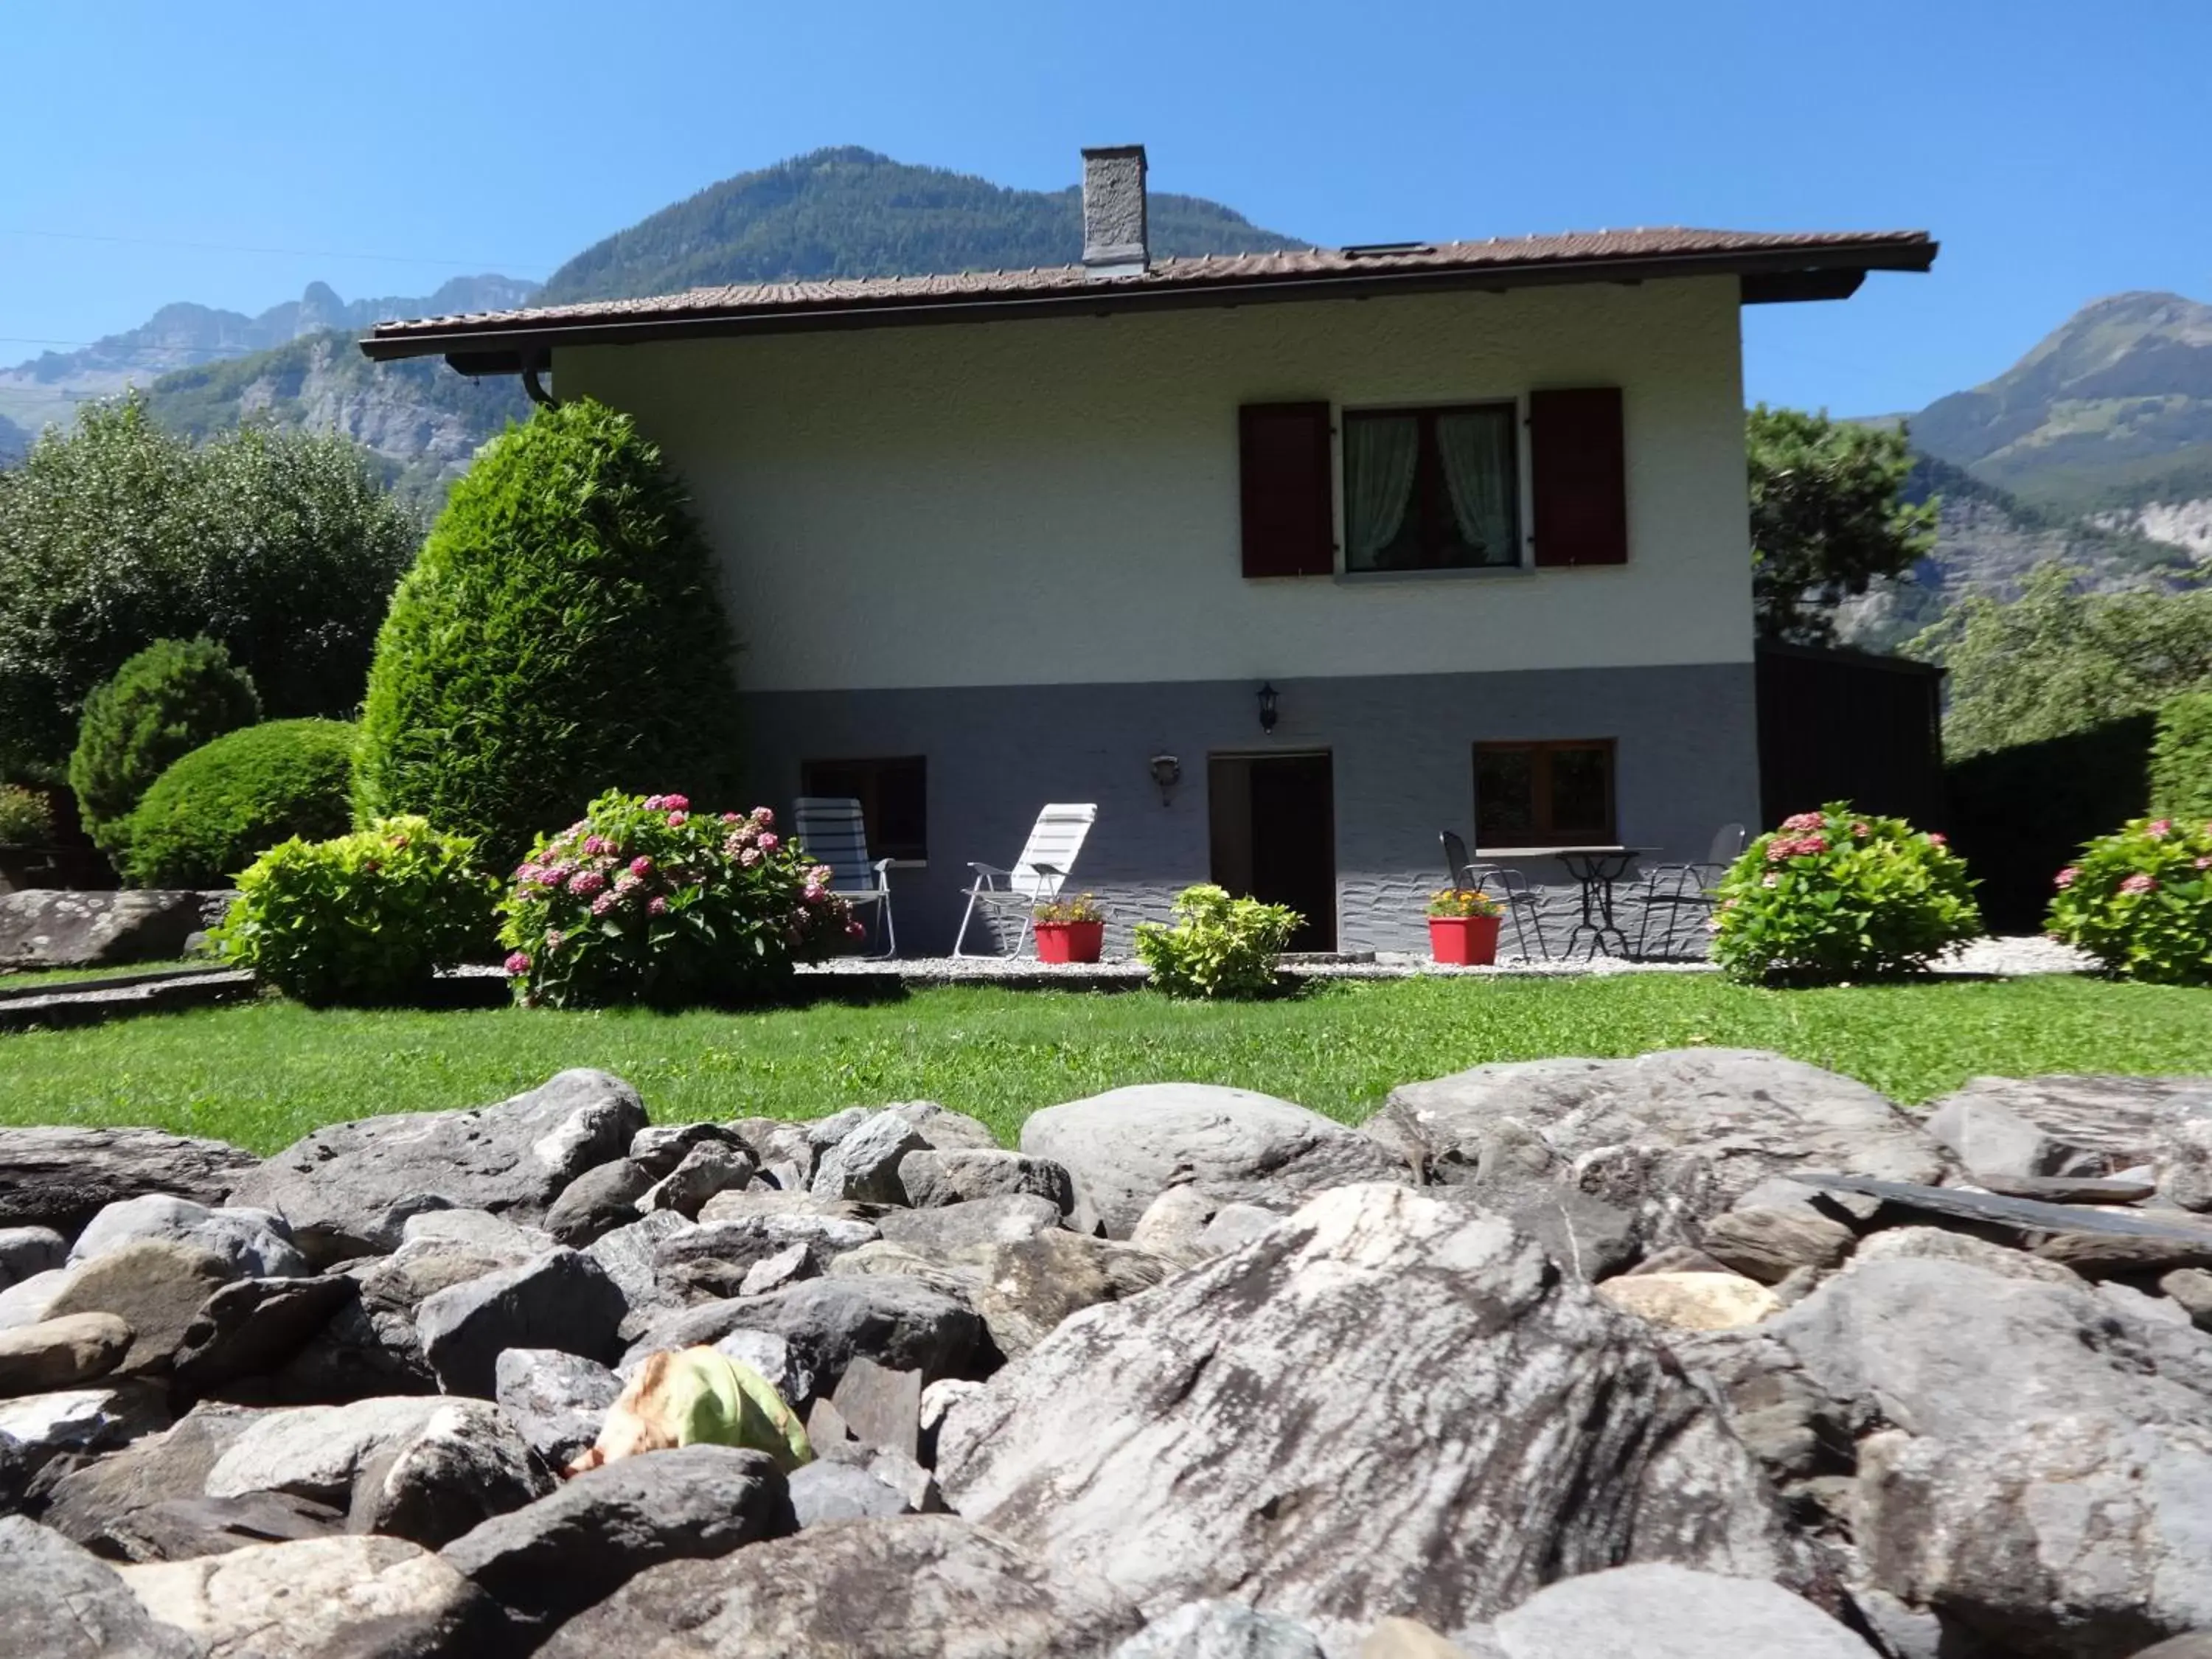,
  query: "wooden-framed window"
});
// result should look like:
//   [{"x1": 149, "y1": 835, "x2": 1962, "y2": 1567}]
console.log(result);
[
  {"x1": 799, "y1": 756, "x2": 928, "y2": 861},
  {"x1": 1475, "y1": 740, "x2": 1616, "y2": 846},
  {"x1": 1343, "y1": 403, "x2": 1520, "y2": 572}
]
